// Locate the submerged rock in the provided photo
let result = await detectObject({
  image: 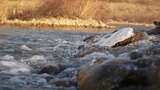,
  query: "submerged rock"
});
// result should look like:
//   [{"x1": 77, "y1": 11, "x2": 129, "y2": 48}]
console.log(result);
[
  {"x1": 38, "y1": 64, "x2": 66, "y2": 75},
  {"x1": 79, "y1": 56, "x2": 160, "y2": 90},
  {"x1": 129, "y1": 51, "x2": 143, "y2": 60},
  {"x1": 77, "y1": 45, "x2": 106, "y2": 58},
  {"x1": 57, "y1": 68, "x2": 77, "y2": 78},
  {"x1": 53, "y1": 78, "x2": 76, "y2": 87}
]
